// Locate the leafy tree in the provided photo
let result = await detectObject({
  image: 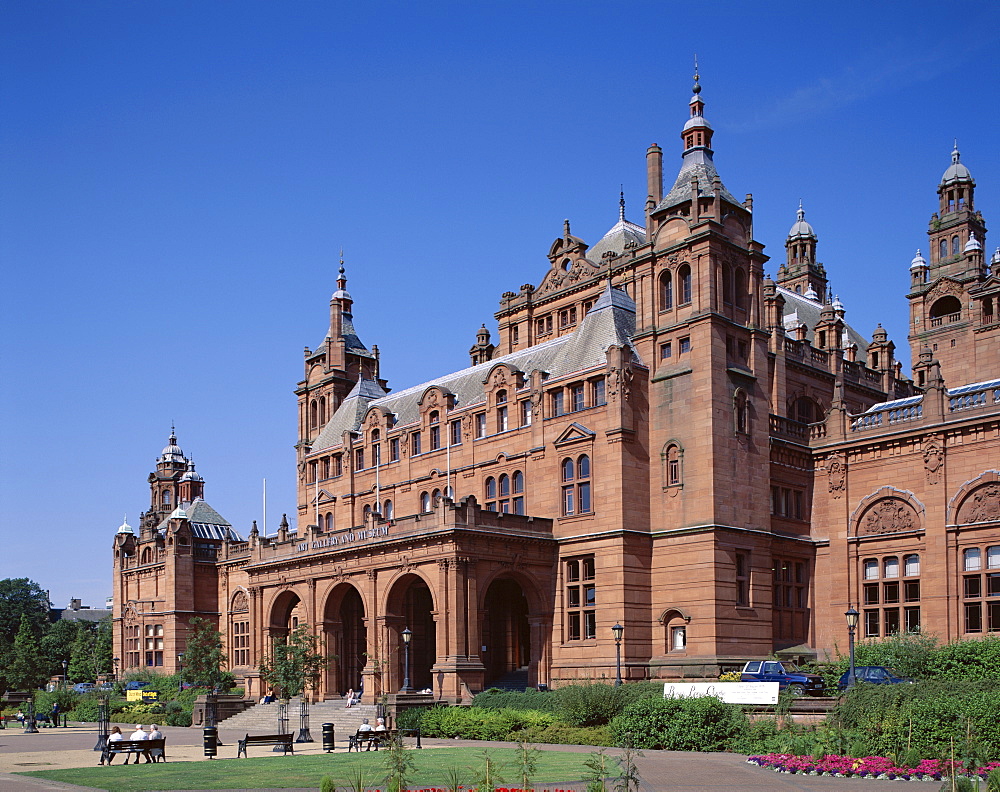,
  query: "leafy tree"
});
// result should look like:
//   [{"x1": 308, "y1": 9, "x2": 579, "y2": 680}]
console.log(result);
[
  {"x1": 181, "y1": 616, "x2": 226, "y2": 688},
  {"x1": 93, "y1": 616, "x2": 114, "y2": 676},
  {"x1": 6, "y1": 614, "x2": 49, "y2": 690},
  {"x1": 0, "y1": 578, "x2": 49, "y2": 647},
  {"x1": 68, "y1": 623, "x2": 96, "y2": 682},
  {"x1": 39, "y1": 619, "x2": 79, "y2": 678},
  {"x1": 257, "y1": 624, "x2": 326, "y2": 699}
]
